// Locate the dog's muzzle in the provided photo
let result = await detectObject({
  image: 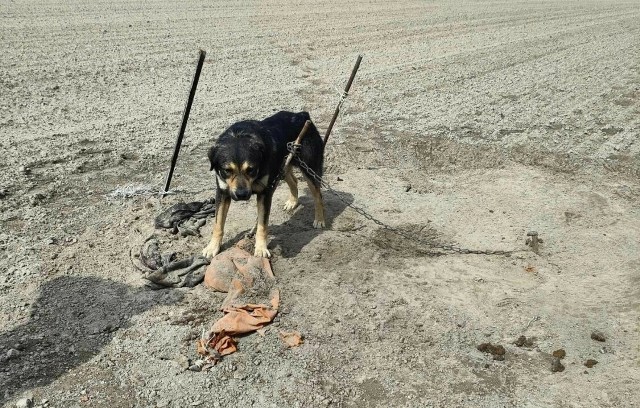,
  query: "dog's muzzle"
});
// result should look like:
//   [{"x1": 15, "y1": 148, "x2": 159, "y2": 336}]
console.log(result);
[{"x1": 231, "y1": 189, "x2": 251, "y2": 201}]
